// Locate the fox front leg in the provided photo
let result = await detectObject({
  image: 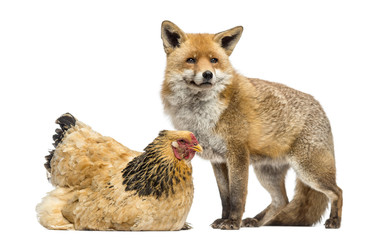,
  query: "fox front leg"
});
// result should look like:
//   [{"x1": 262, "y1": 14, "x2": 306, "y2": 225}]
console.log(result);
[
  {"x1": 211, "y1": 145, "x2": 249, "y2": 230},
  {"x1": 211, "y1": 162, "x2": 231, "y2": 220}
]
